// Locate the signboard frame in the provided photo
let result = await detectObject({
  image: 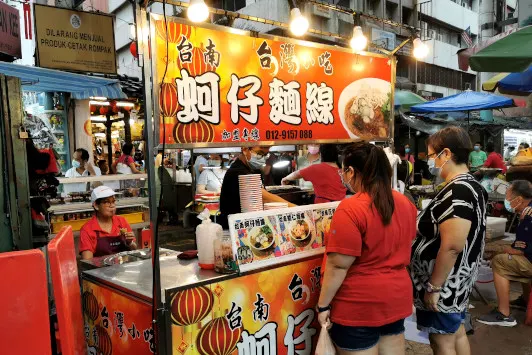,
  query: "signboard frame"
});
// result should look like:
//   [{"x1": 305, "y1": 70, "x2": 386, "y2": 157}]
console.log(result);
[
  {"x1": 149, "y1": 15, "x2": 397, "y2": 149},
  {"x1": 33, "y1": 3, "x2": 117, "y2": 74},
  {"x1": 0, "y1": 1, "x2": 22, "y2": 59}
]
